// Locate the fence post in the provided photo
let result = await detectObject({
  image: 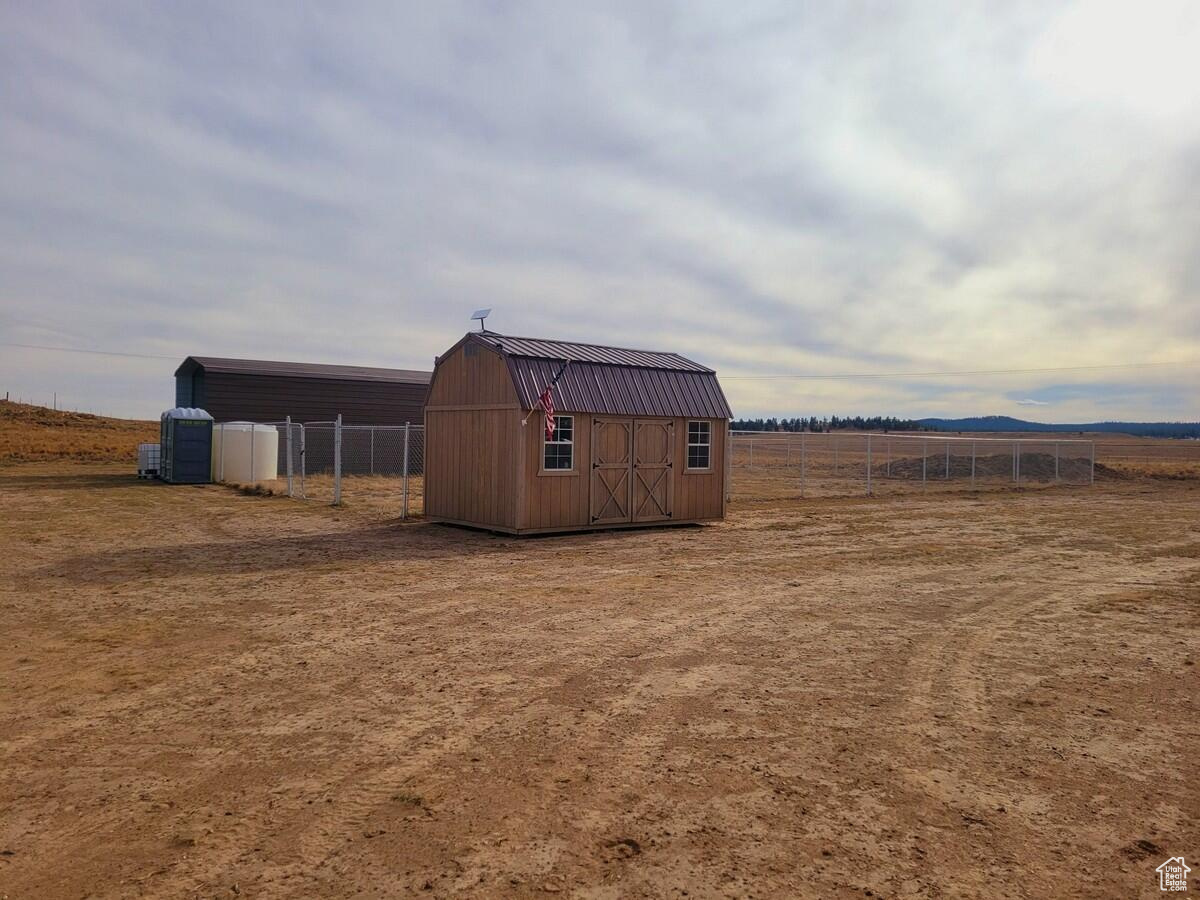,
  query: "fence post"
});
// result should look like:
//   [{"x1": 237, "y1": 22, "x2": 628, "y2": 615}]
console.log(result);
[
  {"x1": 219, "y1": 422, "x2": 226, "y2": 482},
  {"x1": 922, "y1": 439, "x2": 927, "y2": 488},
  {"x1": 749, "y1": 438, "x2": 754, "y2": 469},
  {"x1": 725, "y1": 421, "x2": 732, "y2": 505},
  {"x1": 800, "y1": 431, "x2": 806, "y2": 498},
  {"x1": 402, "y1": 421, "x2": 411, "y2": 519},
  {"x1": 834, "y1": 436, "x2": 839, "y2": 474},
  {"x1": 1090, "y1": 441, "x2": 1095, "y2": 485},
  {"x1": 1054, "y1": 442, "x2": 1059, "y2": 482},
  {"x1": 1014, "y1": 441, "x2": 1020, "y2": 484},
  {"x1": 370, "y1": 426, "x2": 375, "y2": 476},
  {"x1": 971, "y1": 441, "x2": 976, "y2": 489},
  {"x1": 299, "y1": 424, "x2": 306, "y2": 499},
  {"x1": 866, "y1": 434, "x2": 872, "y2": 496},
  {"x1": 333, "y1": 414, "x2": 342, "y2": 506},
  {"x1": 786, "y1": 438, "x2": 791, "y2": 467},
  {"x1": 886, "y1": 436, "x2": 891, "y2": 478},
  {"x1": 285, "y1": 416, "x2": 294, "y2": 497},
  {"x1": 945, "y1": 441, "x2": 950, "y2": 479},
  {"x1": 250, "y1": 421, "x2": 255, "y2": 485}
]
